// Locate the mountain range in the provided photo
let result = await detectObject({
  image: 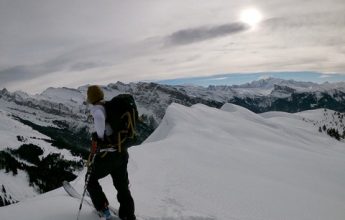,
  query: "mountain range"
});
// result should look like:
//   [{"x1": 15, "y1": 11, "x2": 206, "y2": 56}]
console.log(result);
[{"x1": 0, "y1": 77, "x2": 344, "y2": 207}]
